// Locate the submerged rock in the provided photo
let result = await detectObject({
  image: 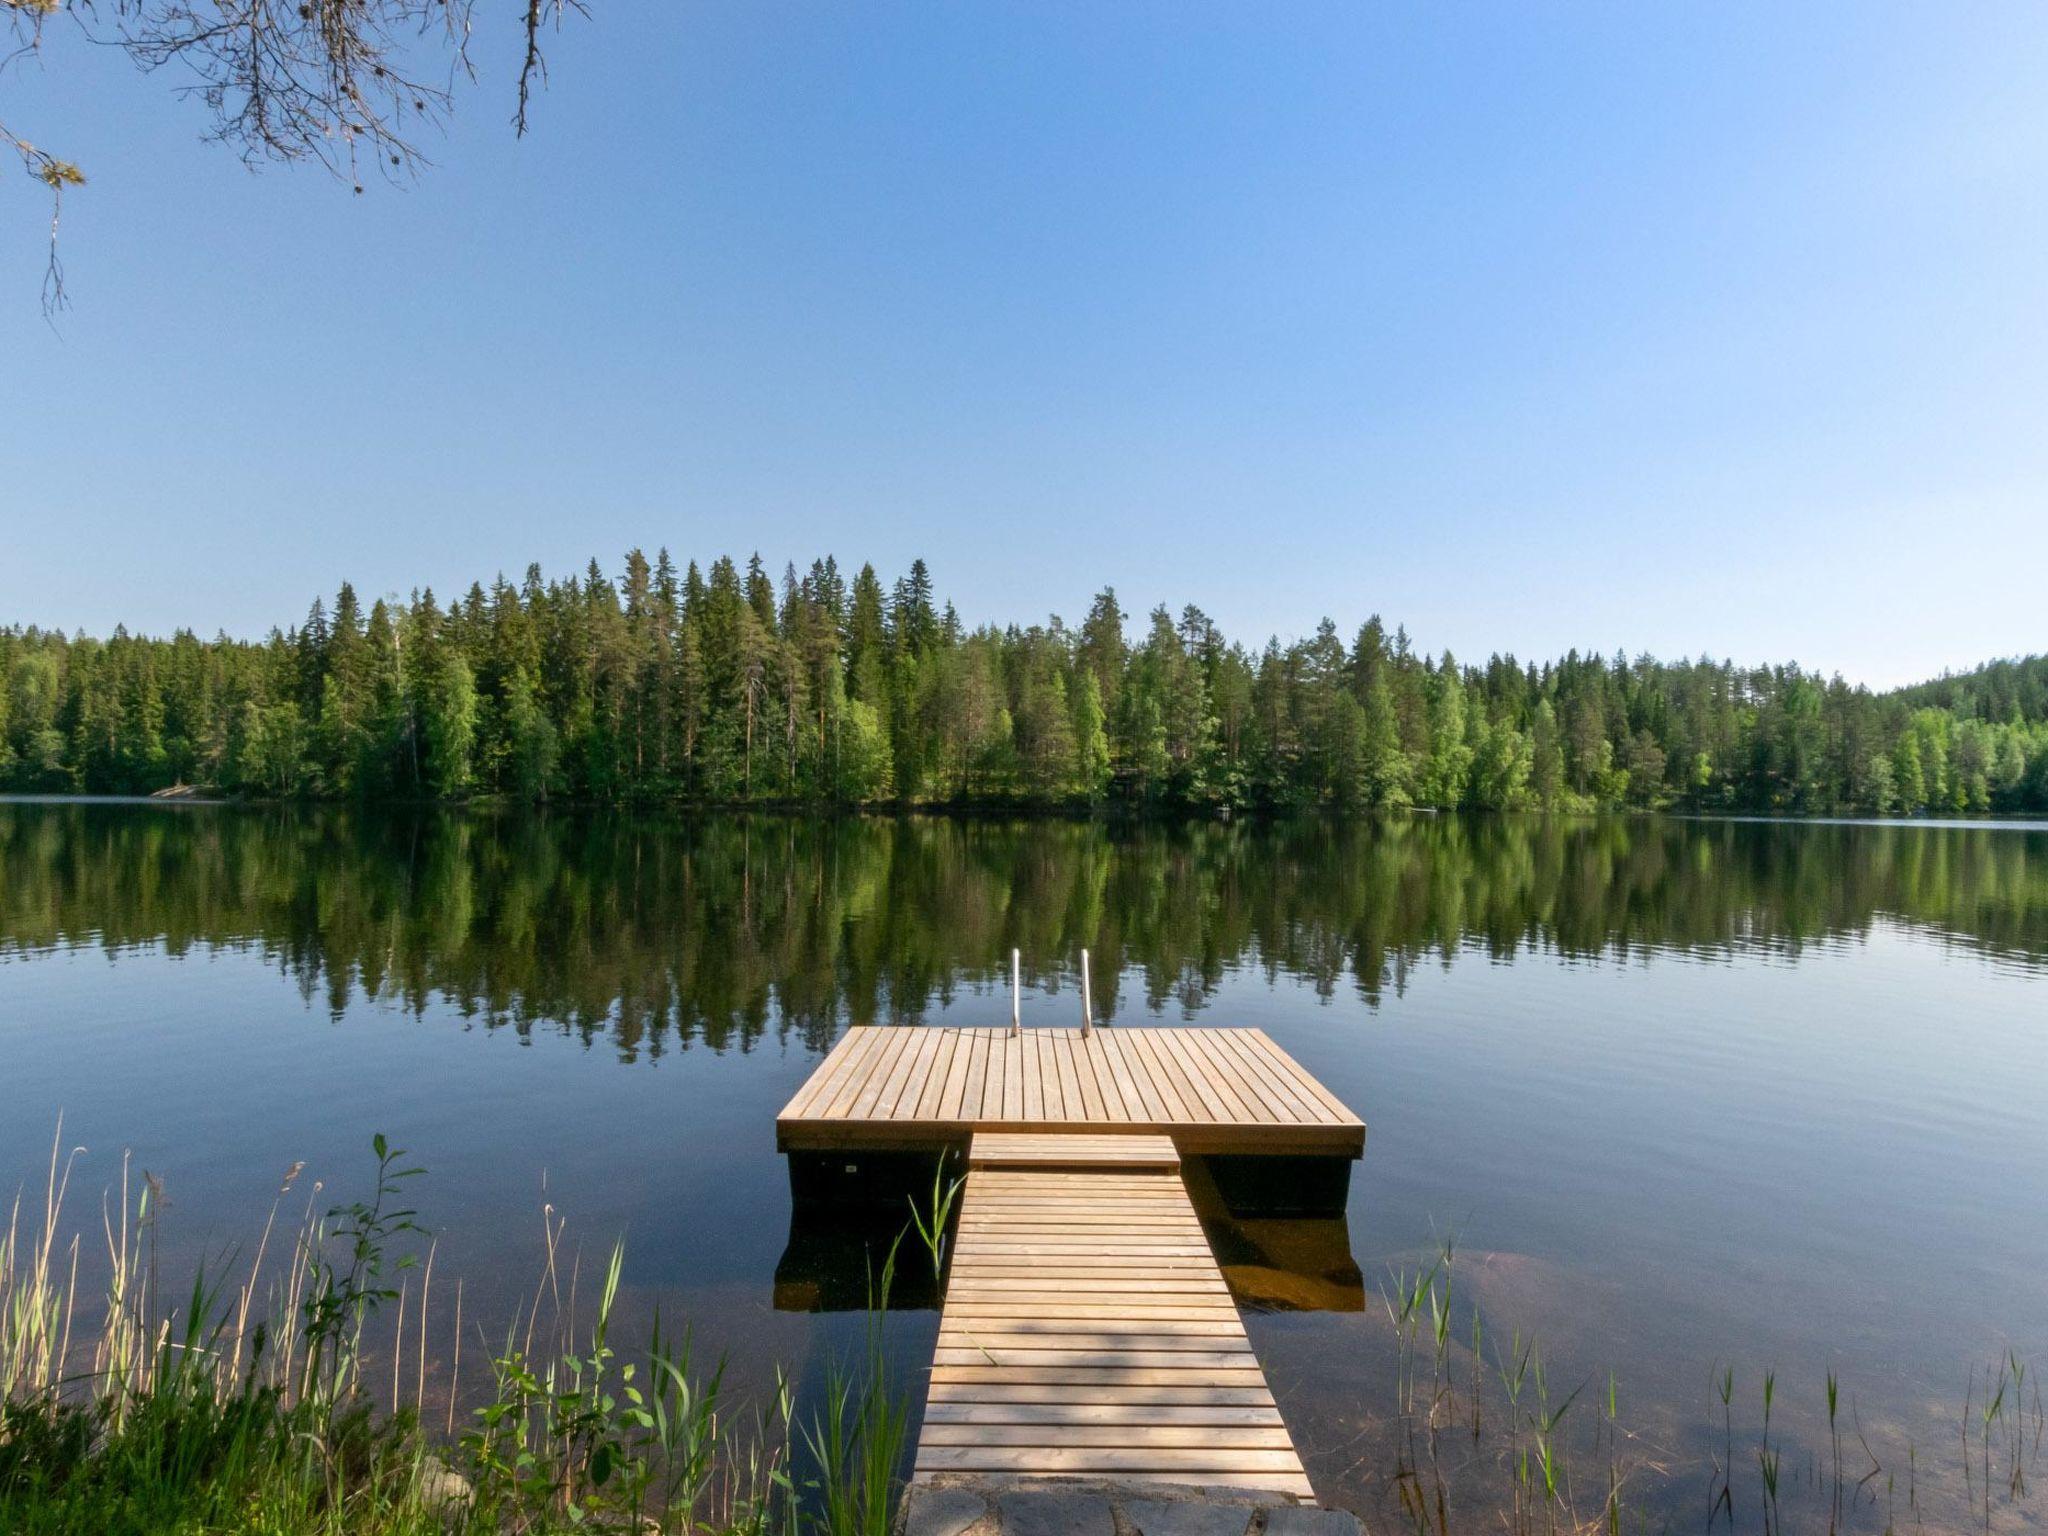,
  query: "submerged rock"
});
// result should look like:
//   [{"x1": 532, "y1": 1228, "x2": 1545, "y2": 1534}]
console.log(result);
[
  {"x1": 900, "y1": 1486, "x2": 995, "y2": 1536},
  {"x1": 415, "y1": 1453, "x2": 473, "y2": 1528},
  {"x1": 997, "y1": 1490, "x2": 1116, "y2": 1536},
  {"x1": 1123, "y1": 1497, "x2": 1255, "y2": 1536}
]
